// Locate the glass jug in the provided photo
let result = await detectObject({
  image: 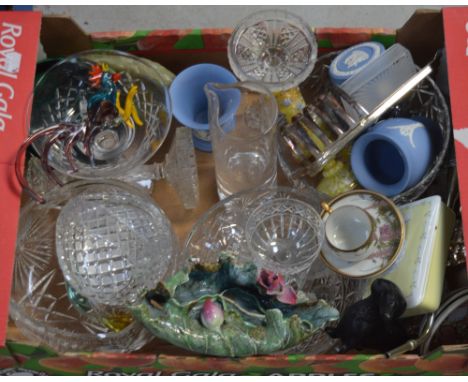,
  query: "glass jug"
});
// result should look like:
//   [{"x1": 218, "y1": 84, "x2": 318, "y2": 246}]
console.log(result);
[{"x1": 205, "y1": 81, "x2": 278, "y2": 199}]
